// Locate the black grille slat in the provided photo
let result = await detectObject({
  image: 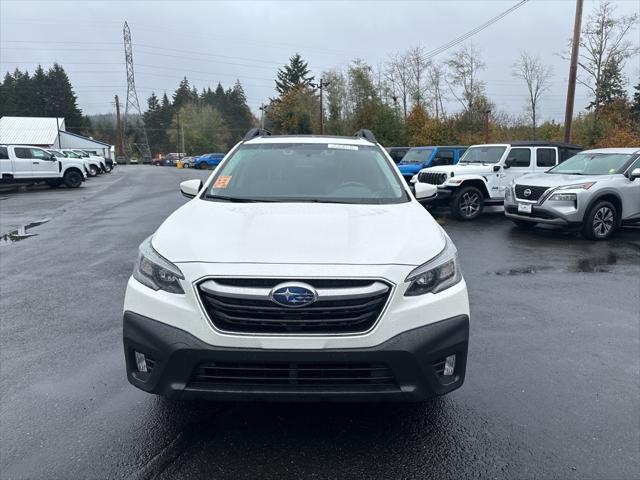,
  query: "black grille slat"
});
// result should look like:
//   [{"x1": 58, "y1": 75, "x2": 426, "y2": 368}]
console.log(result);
[
  {"x1": 190, "y1": 362, "x2": 397, "y2": 387},
  {"x1": 198, "y1": 279, "x2": 391, "y2": 334},
  {"x1": 213, "y1": 278, "x2": 373, "y2": 288},
  {"x1": 417, "y1": 171, "x2": 447, "y2": 185},
  {"x1": 514, "y1": 184, "x2": 549, "y2": 201}
]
